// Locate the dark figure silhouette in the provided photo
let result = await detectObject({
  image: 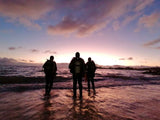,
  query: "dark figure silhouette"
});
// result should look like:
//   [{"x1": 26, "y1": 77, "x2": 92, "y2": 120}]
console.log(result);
[
  {"x1": 86, "y1": 57, "x2": 96, "y2": 94},
  {"x1": 43, "y1": 56, "x2": 57, "y2": 96},
  {"x1": 69, "y1": 52, "x2": 85, "y2": 98}
]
